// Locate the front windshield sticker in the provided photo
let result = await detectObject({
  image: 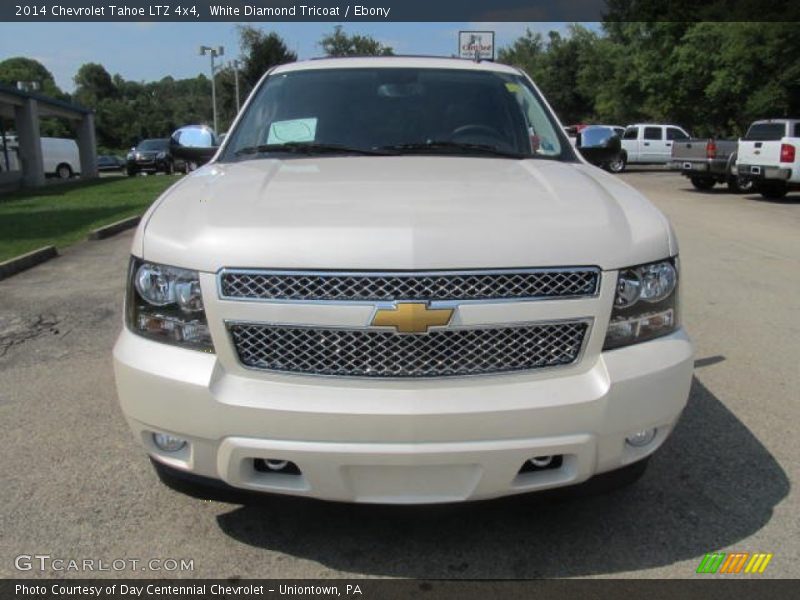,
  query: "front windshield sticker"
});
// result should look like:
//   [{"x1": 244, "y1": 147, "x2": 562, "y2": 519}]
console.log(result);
[{"x1": 267, "y1": 118, "x2": 318, "y2": 144}]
